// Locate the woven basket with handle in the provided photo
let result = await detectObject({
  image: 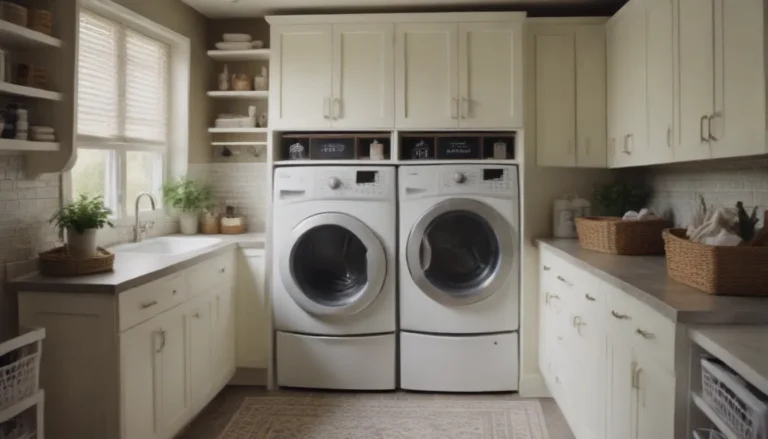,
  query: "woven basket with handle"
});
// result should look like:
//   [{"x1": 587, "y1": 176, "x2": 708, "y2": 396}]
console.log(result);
[
  {"x1": 575, "y1": 216, "x2": 672, "y2": 255},
  {"x1": 663, "y1": 228, "x2": 768, "y2": 295}
]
